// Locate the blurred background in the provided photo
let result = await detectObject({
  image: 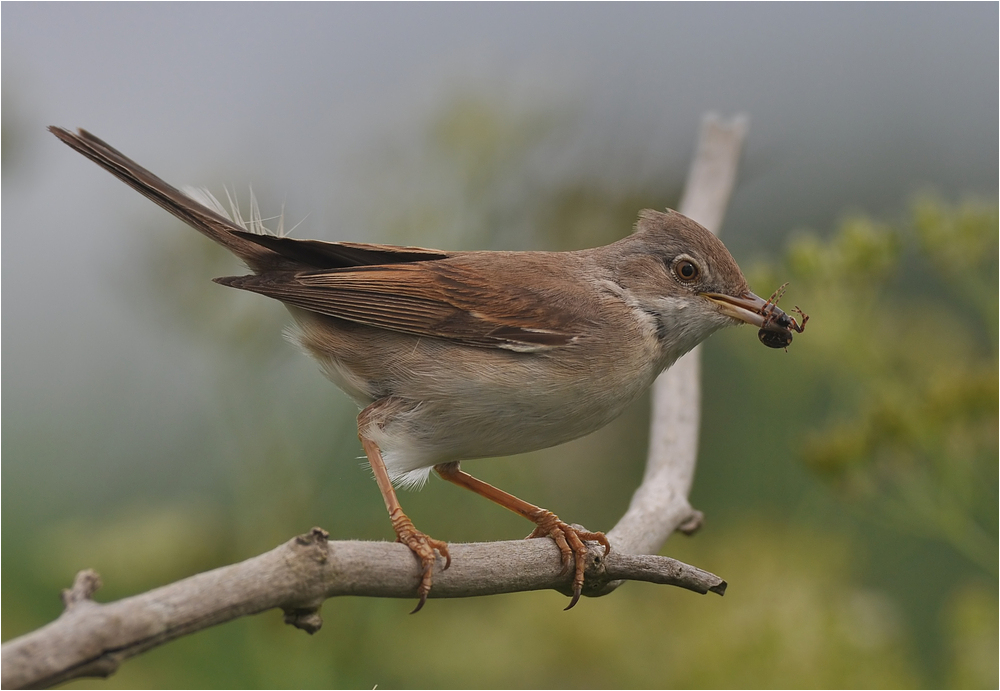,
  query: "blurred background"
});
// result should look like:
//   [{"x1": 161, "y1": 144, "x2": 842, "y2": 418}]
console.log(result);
[{"x1": 3, "y1": 4, "x2": 996, "y2": 688}]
